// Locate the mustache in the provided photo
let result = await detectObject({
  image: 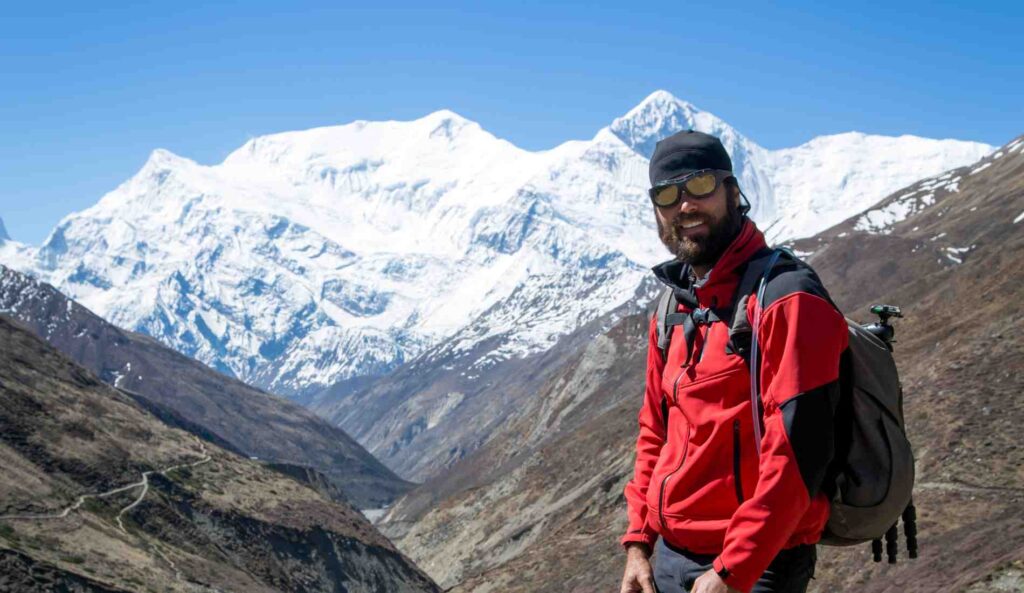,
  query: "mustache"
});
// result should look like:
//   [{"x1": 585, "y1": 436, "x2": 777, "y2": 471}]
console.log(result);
[{"x1": 671, "y1": 215, "x2": 709, "y2": 230}]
